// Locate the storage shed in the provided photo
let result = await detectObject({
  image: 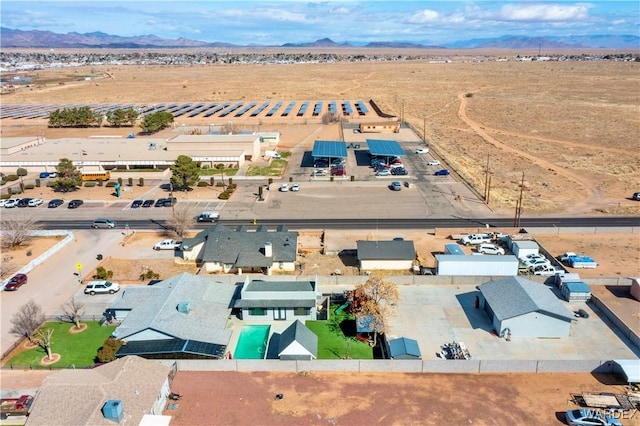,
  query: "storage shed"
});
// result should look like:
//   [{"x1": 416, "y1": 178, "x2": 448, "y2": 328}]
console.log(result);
[
  {"x1": 444, "y1": 243, "x2": 465, "y2": 255},
  {"x1": 386, "y1": 337, "x2": 421, "y2": 360},
  {"x1": 435, "y1": 255, "x2": 519, "y2": 276},
  {"x1": 478, "y1": 276, "x2": 573, "y2": 338},
  {"x1": 278, "y1": 320, "x2": 318, "y2": 361},
  {"x1": 561, "y1": 281, "x2": 591, "y2": 302},
  {"x1": 357, "y1": 240, "x2": 416, "y2": 271}
]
